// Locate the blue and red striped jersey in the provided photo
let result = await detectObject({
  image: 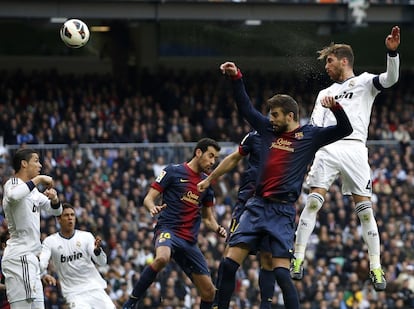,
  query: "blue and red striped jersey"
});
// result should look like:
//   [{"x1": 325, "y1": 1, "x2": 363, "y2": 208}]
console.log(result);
[
  {"x1": 151, "y1": 162, "x2": 215, "y2": 243},
  {"x1": 231, "y1": 77, "x2": 352, "y2": 204},
  {"x1": 237, "y1": 131, "x2": 261, "y2": 203}
]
